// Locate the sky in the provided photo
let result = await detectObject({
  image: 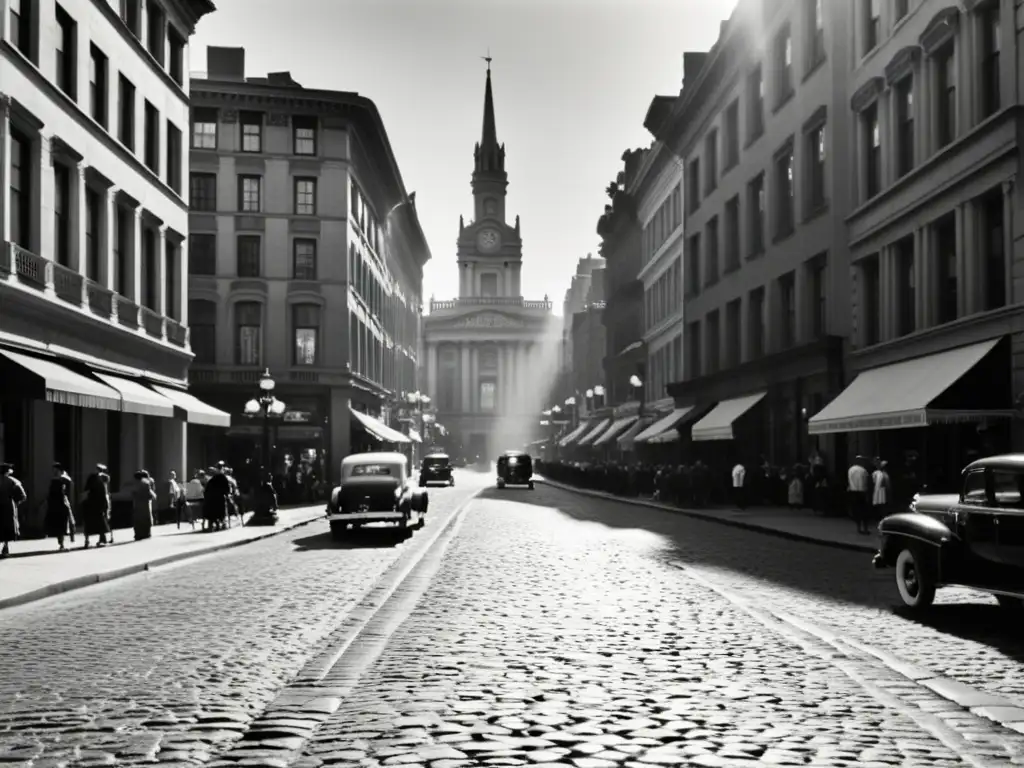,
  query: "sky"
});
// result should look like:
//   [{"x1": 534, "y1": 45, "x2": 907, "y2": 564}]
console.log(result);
[{"x1": 191, "y1": 0, "x2": 732, "y2": 314}]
